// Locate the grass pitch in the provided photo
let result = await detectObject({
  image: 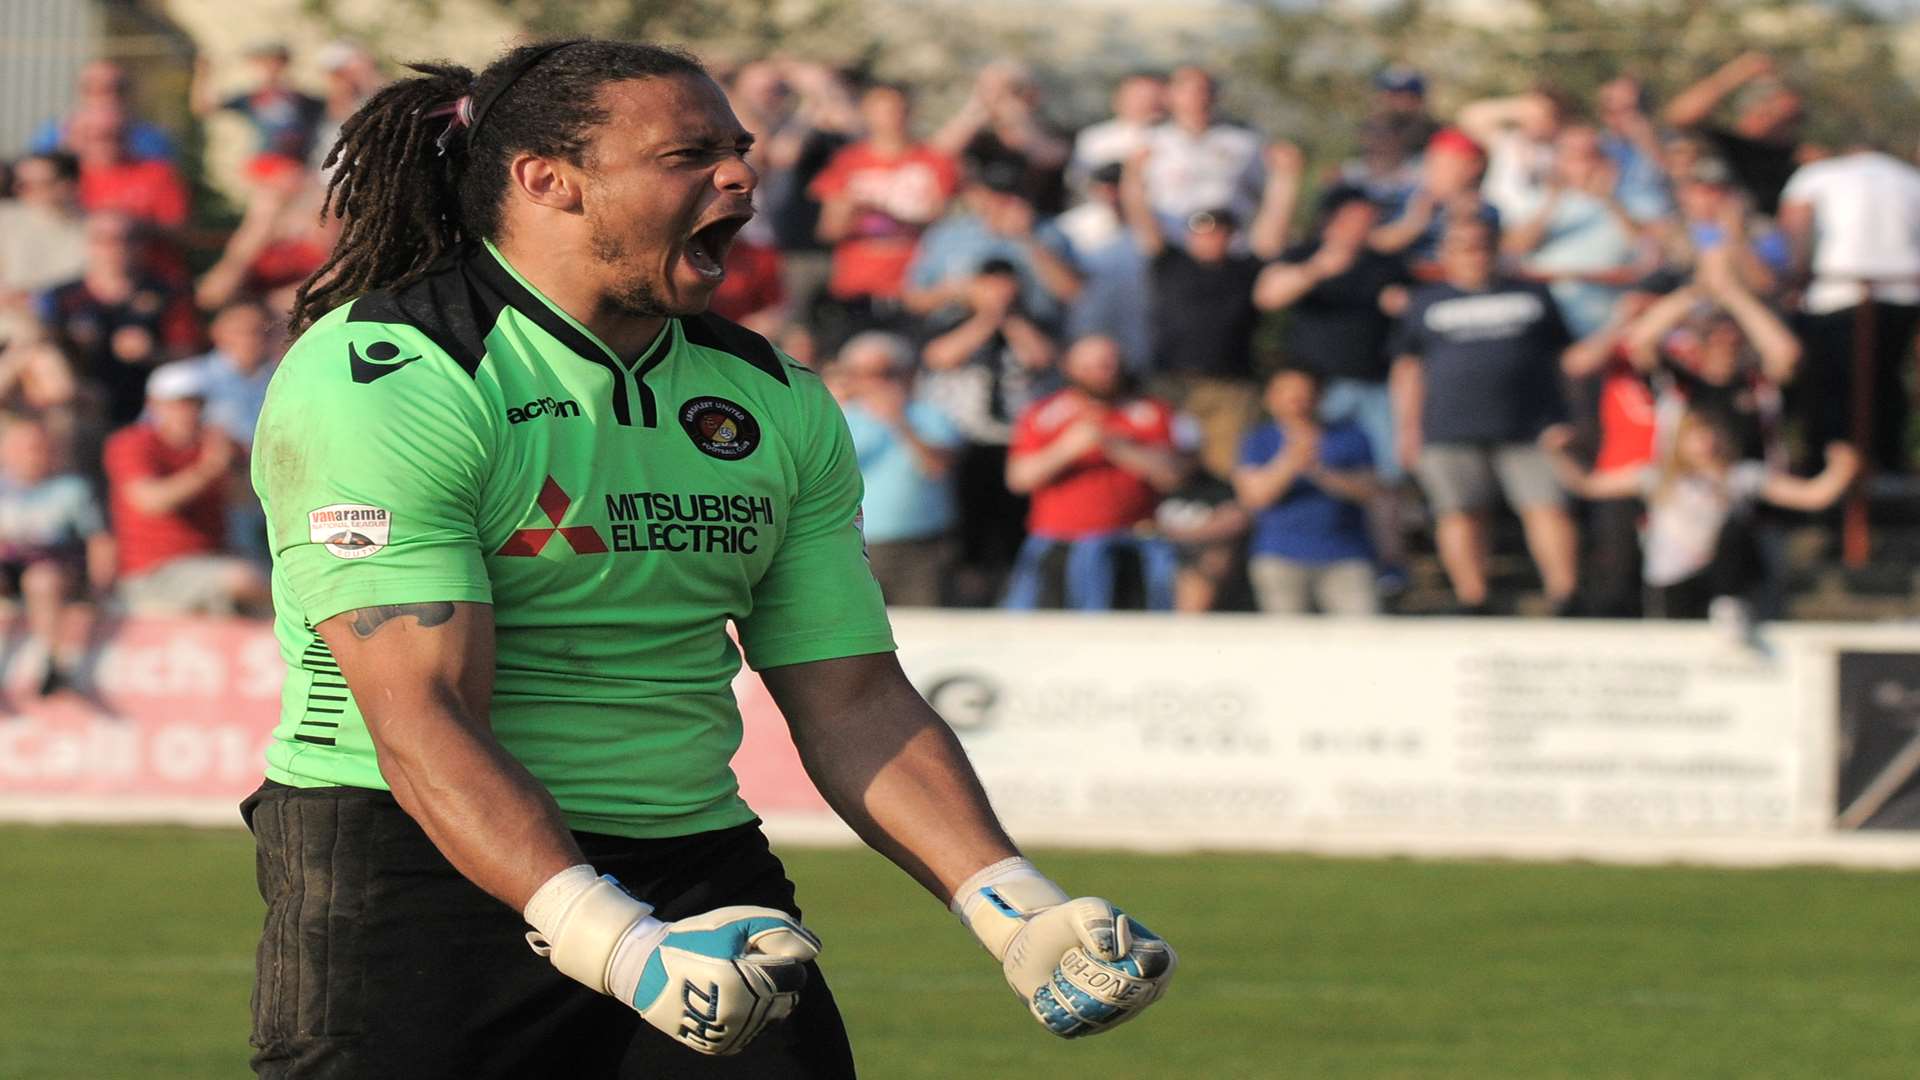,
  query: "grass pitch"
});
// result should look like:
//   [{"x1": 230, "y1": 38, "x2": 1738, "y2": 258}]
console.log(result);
[{"x1": 3, "y1": 824, "x2": 1917, "y2": 1078}]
